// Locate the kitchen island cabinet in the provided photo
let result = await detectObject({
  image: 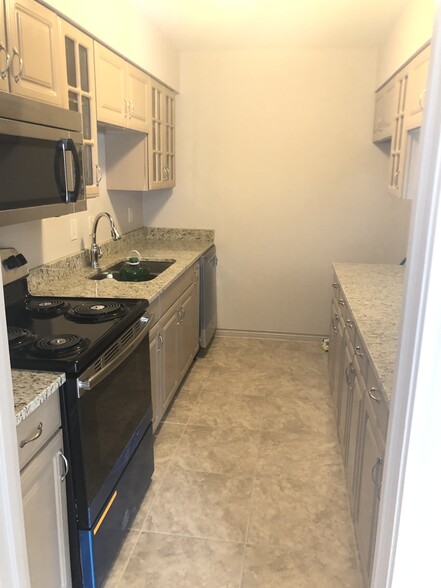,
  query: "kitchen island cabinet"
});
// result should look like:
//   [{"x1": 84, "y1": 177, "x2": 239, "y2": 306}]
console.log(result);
[{"x1": 328, "y1": 263, "x2": 403, "y2": 587}]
